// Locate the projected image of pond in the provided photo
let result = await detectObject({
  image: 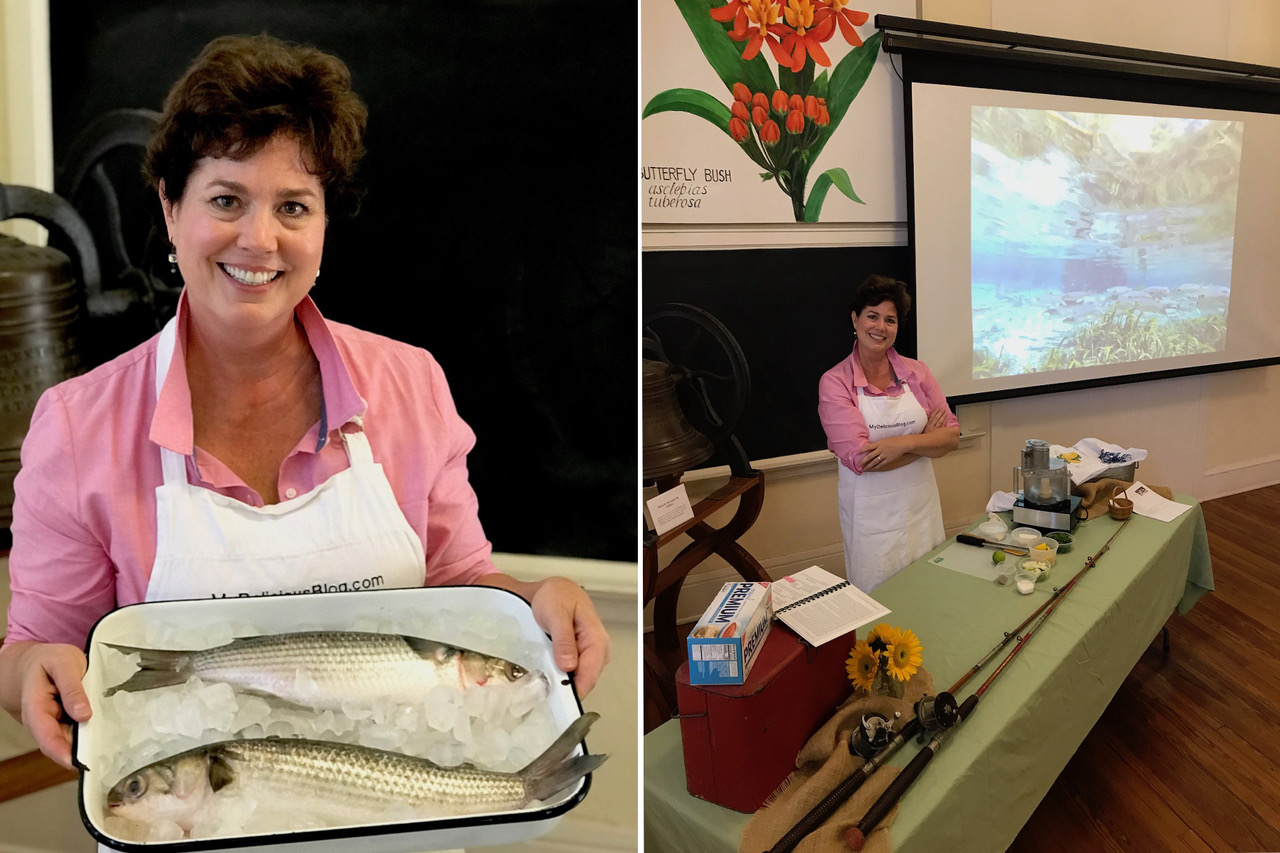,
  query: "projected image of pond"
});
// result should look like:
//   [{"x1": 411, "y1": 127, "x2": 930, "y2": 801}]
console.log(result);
[{"x1": 970, "y1": 108, "x2": 1241, "y2": 379}]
